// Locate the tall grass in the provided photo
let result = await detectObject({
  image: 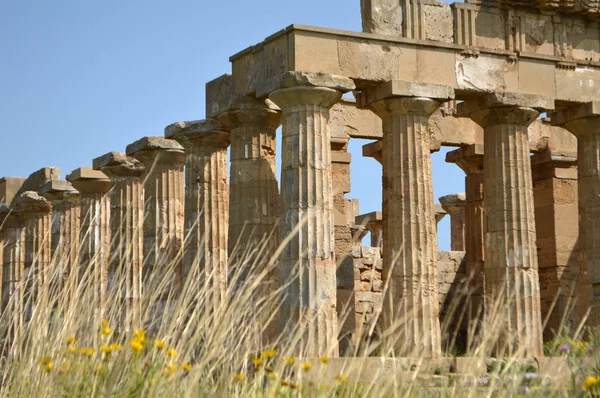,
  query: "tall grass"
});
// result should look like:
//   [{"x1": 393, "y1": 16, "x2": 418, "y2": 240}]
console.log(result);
[{"x1": 0, "y1": 207, "x2": 598, "y2": 397}]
